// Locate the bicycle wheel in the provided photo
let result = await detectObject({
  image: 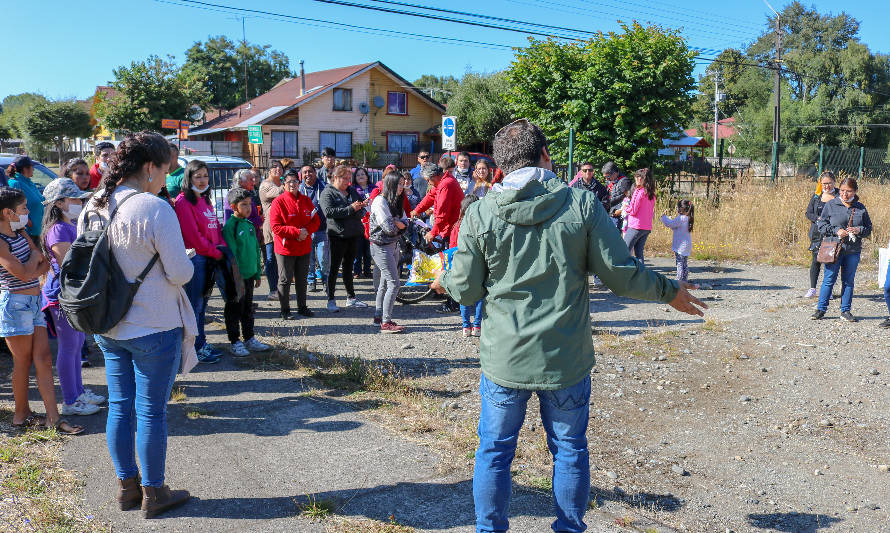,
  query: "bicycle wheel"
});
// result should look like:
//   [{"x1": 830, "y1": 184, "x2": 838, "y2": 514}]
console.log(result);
[{"x1": 396, "y1": 265, "x2": 433, "y2": 304}]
